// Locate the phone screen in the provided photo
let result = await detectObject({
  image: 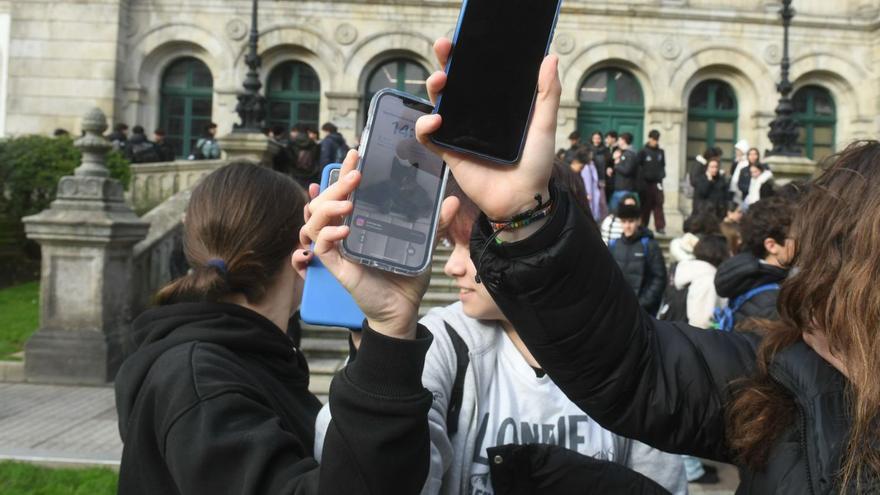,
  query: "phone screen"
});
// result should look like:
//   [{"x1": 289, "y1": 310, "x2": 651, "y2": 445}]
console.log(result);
[
  {"x1": 433, "y1": 0, "x2": 560, "y2": 163},
  {"x1": 344, "y1": 92, "x2": 446, "y2": 273}
]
